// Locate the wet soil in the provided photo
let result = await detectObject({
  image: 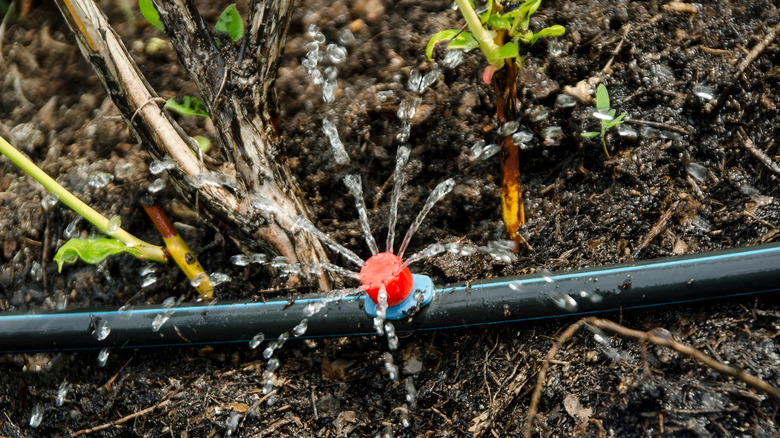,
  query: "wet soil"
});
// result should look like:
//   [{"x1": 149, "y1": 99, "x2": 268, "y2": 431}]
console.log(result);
[{"x1": 0, "y1": 0, "x2": 779, "y2": 436}]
